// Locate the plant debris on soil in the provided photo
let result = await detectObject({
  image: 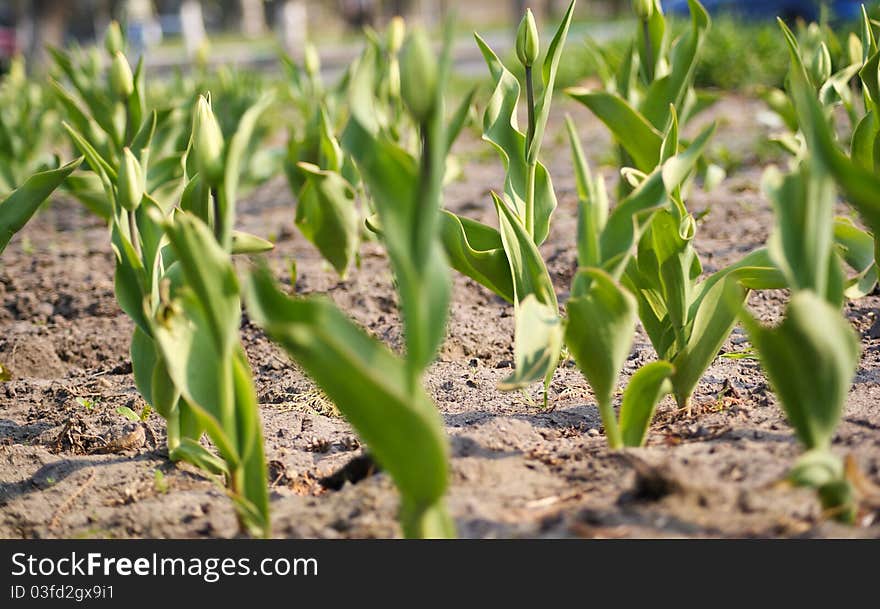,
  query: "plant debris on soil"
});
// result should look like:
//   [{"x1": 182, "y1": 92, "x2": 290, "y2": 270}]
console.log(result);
[{"x1": 1, "y1": 97, "x2": 879, "y2": 539}]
